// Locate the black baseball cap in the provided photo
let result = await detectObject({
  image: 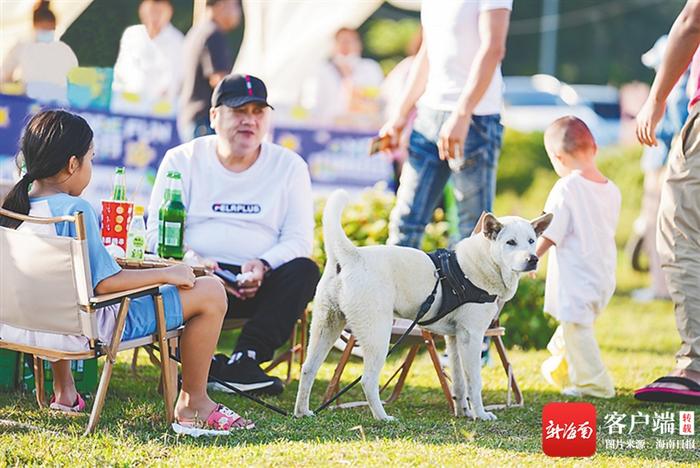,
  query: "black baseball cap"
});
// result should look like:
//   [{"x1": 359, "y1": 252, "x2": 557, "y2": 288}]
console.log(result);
[{"x1": 211, "y1": 74, "x2": 274, "y2": 109}]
